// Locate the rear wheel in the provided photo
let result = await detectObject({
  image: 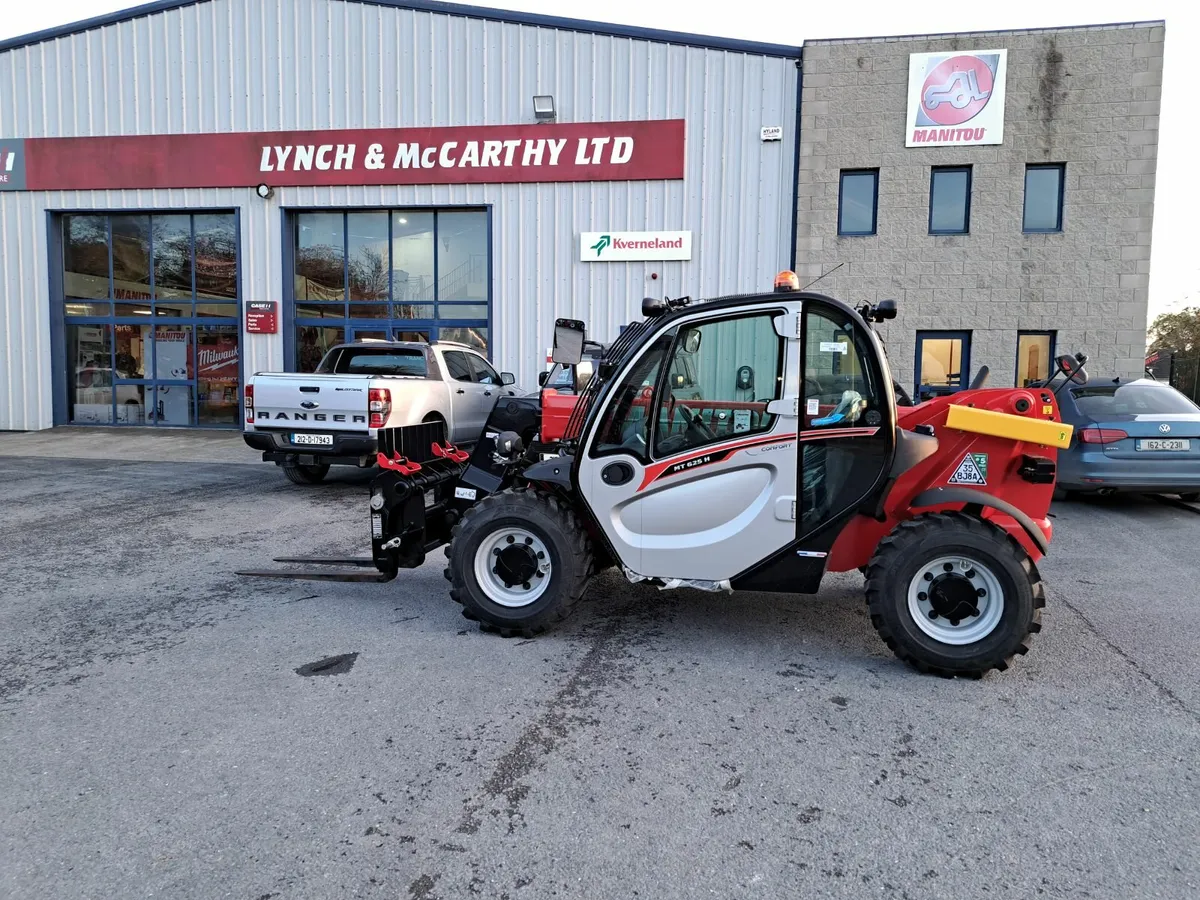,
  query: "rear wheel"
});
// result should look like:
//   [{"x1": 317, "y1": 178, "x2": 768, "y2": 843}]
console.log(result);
[
  {"x1": 445, "y1": 487, "x2": 593, "y2": 637},
  {"x1": 282, "y1": 462, "x2": 330, "y2": 485},
  {"x1": 864, "y1": 512, "x2": 1044, "y2": 678}
]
